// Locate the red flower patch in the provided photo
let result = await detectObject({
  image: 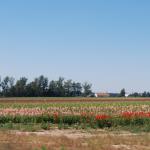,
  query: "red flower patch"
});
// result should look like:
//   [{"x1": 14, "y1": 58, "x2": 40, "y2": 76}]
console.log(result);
[
  {"x1": 95, "y1": 114, "x2": 110, "y2": 120},
  {"x1": 121, "y1": 111, "x2": 150, "y2": 118}
]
